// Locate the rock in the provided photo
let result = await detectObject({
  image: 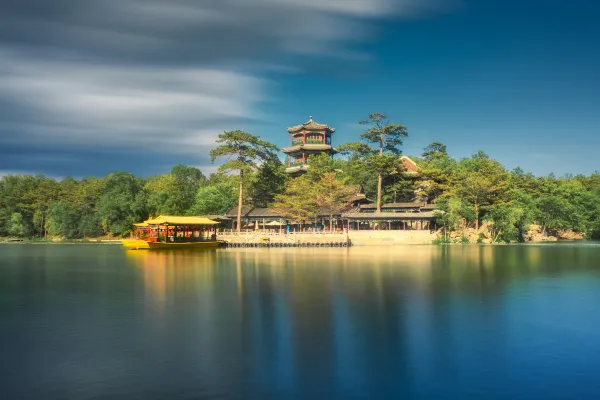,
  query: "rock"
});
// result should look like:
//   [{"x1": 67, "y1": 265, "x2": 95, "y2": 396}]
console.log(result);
[{"x1": 557, "y1": 230, "x2": 585, "y2": 240}]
